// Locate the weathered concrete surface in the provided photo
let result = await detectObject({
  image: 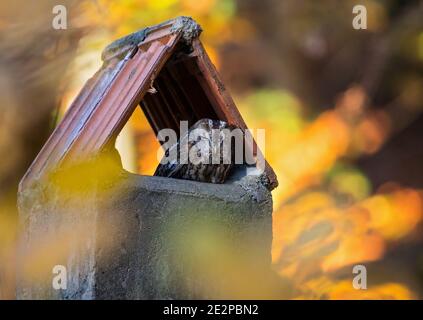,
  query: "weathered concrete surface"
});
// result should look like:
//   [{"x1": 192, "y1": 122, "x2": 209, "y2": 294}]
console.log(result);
[
  {"x1": 95, "y1": 173, "x2": 274, "y2": 299},
  {"x1": 17, "y1": 164, "x2": 278, "y2": 299}
]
